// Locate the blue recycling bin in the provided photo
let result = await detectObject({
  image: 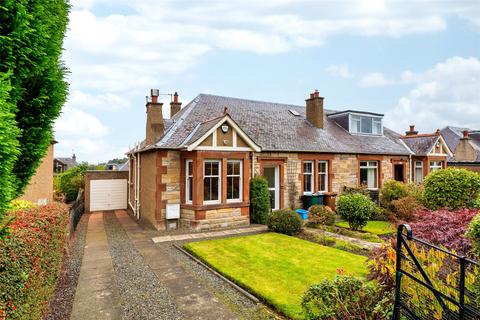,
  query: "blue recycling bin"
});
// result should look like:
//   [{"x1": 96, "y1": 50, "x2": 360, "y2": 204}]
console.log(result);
[{"x1": 296, "y1": 209, "x2": 308, "y2": 220}]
